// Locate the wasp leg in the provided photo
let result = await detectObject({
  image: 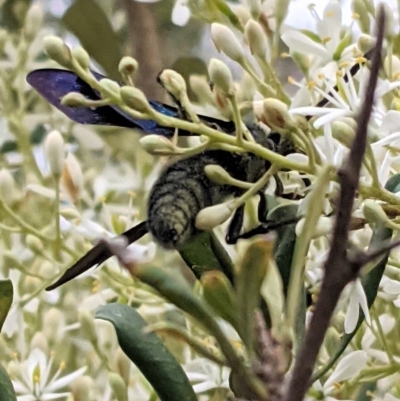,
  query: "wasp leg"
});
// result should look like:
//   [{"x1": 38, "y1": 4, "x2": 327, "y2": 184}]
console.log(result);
[
  {"x1": 226, "y1": 191, "x2": 269, "y2": 244},
  {"x1": 258, "y1": 190, "x2": 269, "y2": 223},
  {"x1": 273, "y1": 174, "x2": 284, "y2": 197},
  {"x1": 234, "y1": 217, "x2": 299, "y2": 241},
  {"x1": 225, "y1": 204, "x2": 245, "y2": 244}
]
